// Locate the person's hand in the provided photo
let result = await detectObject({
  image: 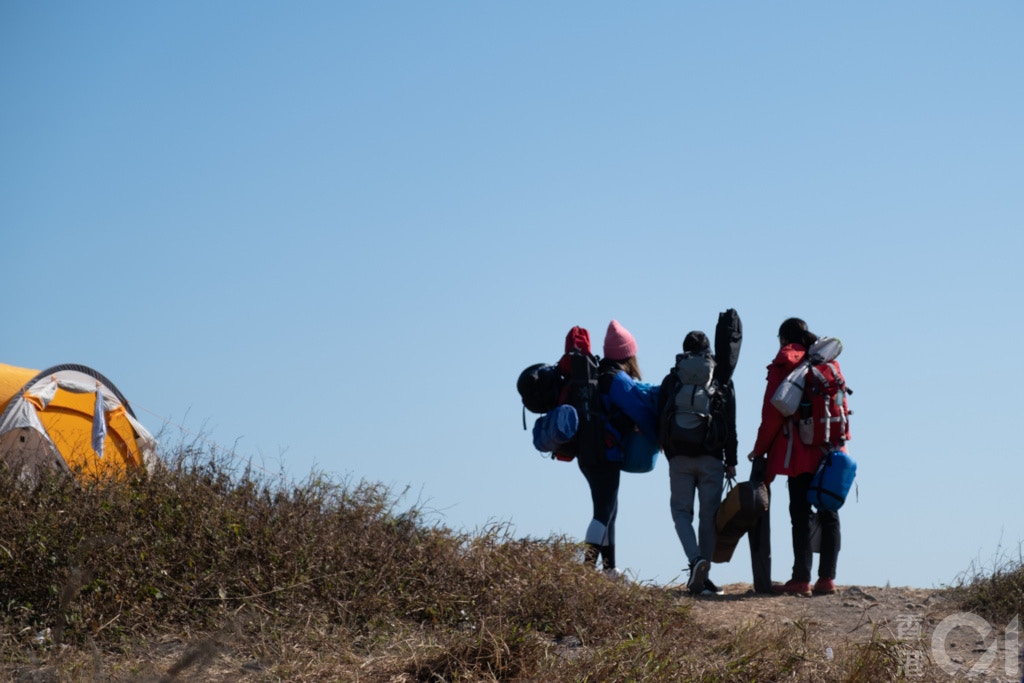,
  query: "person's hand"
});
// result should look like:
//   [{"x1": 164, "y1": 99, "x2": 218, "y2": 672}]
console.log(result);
[
  {"x1": 725, "y1": 465, "x2": 736, "y2": 479},
  {"x1": 746, "y1": 450, "x2": 758, "y2": 462}
]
